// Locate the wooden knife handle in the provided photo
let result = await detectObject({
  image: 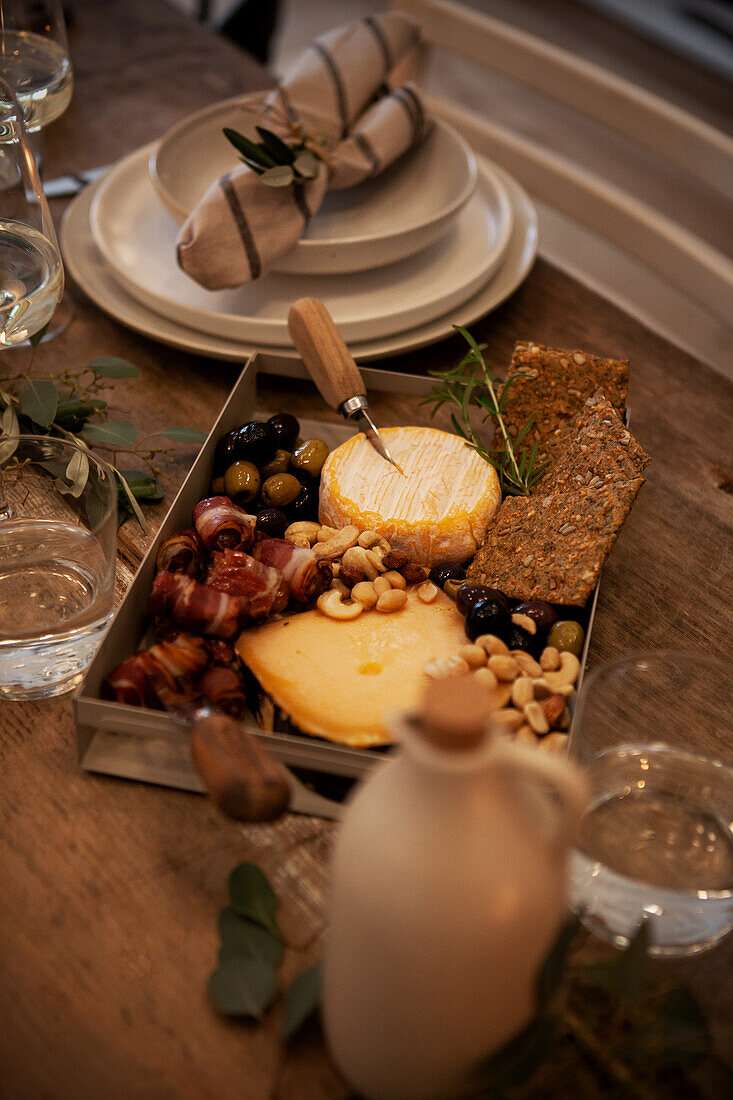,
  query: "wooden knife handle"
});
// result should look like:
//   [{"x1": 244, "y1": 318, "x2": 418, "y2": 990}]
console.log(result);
[
  {"x1": 288, "y1": 297, "x2": 366, "y2": 411},
  {"x1": 191, "y1": 714, "x2": 291, "y2": 823}
]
